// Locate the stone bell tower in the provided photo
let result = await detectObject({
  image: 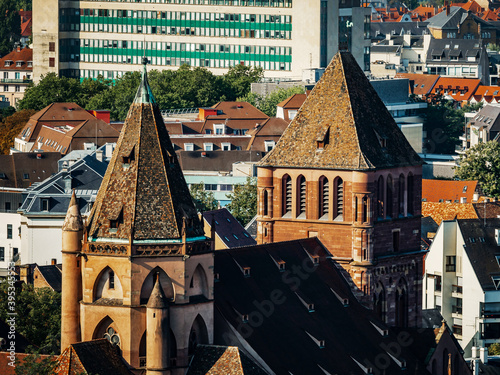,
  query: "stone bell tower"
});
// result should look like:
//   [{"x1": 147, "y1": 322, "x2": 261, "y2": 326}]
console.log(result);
[
  {"x1": 61, "y1": 59, "x2": 214, "y2": 374},
  {"x1": 256, "y1": 52, "x2": 425, "y2": 328}
]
